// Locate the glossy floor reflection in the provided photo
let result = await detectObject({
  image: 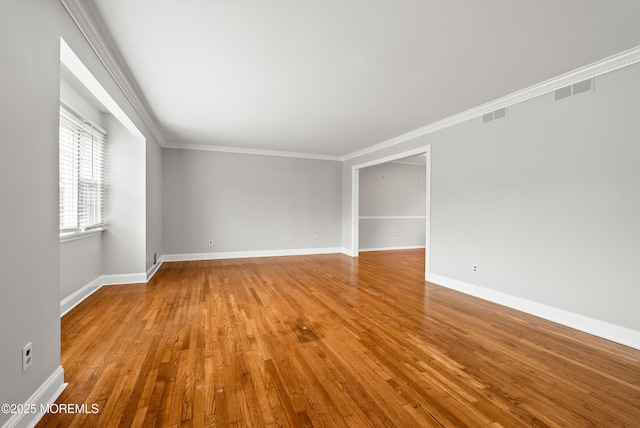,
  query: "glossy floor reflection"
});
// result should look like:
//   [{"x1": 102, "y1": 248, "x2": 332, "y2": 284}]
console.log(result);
[{"x1": 40, "y1": 250, "x2": 640, "y2": 427}]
